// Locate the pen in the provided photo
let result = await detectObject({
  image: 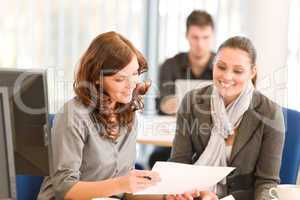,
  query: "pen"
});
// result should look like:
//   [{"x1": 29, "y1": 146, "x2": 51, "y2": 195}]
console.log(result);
[{"x1": 143, "y1": 176, "x2": 152, "y2": 180}]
